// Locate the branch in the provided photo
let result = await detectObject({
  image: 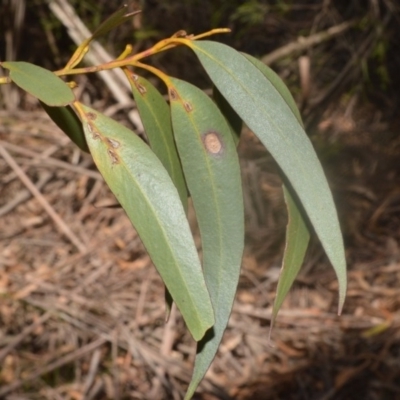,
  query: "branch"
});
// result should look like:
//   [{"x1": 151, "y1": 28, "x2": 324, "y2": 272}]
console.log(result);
[
  {"x1": 47, "y1": 0, "x2": 143, "y2": 130},
  {"x1": 262, "y1": 20, "x2": 356, "y2": 65}
]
